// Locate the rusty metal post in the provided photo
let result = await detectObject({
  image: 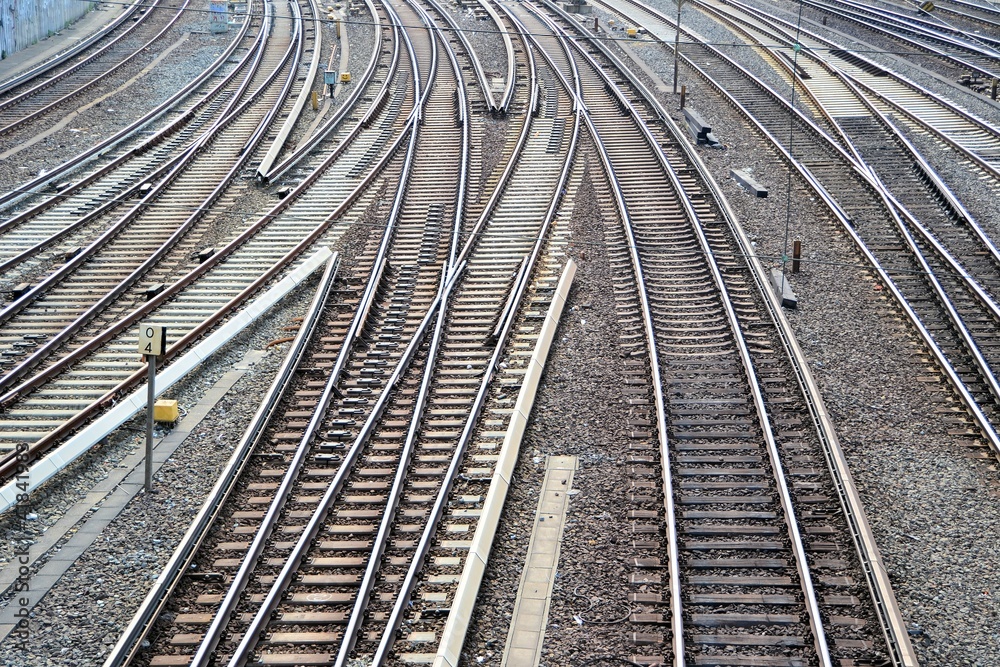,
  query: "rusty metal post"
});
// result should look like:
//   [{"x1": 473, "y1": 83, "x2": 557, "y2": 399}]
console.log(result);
[
  {"x1": 145, "y1": 355, "x2": 156, "y2": 492},
  {"x1": 792, "y1": 240, "x2": 801, "y2": 273},
  {"x1": 993, "y1": 78, "x2": 998, "y2": 100},
  {"x1": 680, "y1": 85, "x2": 686, "y2": 109},
  {"x1": 673, "y1": 0, "x2": 683, "y2": 94}
]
